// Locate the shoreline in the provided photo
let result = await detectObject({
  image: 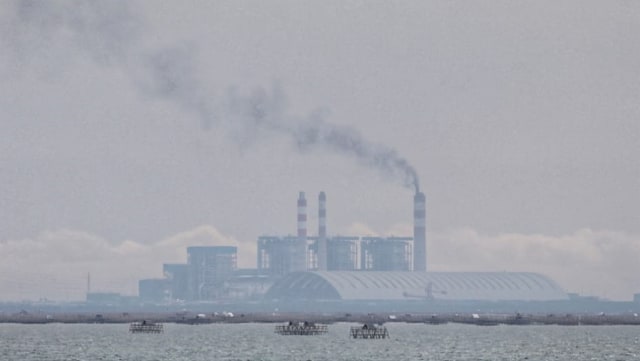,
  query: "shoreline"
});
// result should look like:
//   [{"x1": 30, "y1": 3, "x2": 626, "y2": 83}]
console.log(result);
[{"x1": 2, "y1": 311, "x2": 640, "y2": 326}]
